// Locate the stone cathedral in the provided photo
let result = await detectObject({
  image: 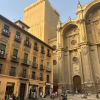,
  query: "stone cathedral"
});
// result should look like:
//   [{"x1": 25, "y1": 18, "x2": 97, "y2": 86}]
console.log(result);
[{"x1": 49, "y1": 0, "x2": 100, "y2": 93}]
